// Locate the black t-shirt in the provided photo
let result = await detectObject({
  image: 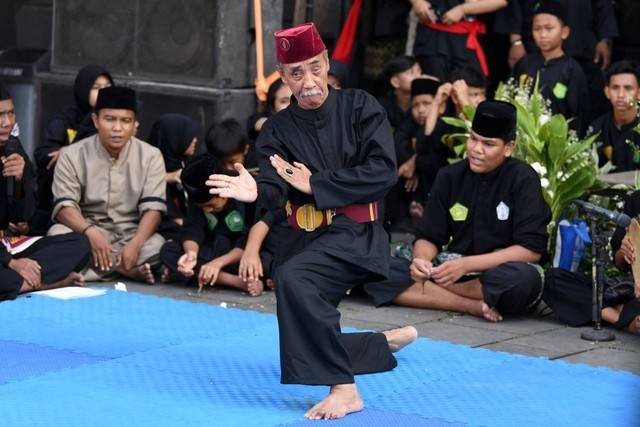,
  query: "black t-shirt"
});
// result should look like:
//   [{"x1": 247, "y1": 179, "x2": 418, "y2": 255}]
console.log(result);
[
  {"x1": 417, "y1": 157, "x2": 551, "y2": 256},
  {"x1": 513, "y1": 0, "x2": 618, "y2": 60},
  {"x1": 180, "y1": 199, "x2": 247, "y2": 251},
  {"x1": 589, "y1": 112, "x2": 640, "y2": 172},
  {"x1": 513, "y1": 53, "x2": 589, "y2": 135}
]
